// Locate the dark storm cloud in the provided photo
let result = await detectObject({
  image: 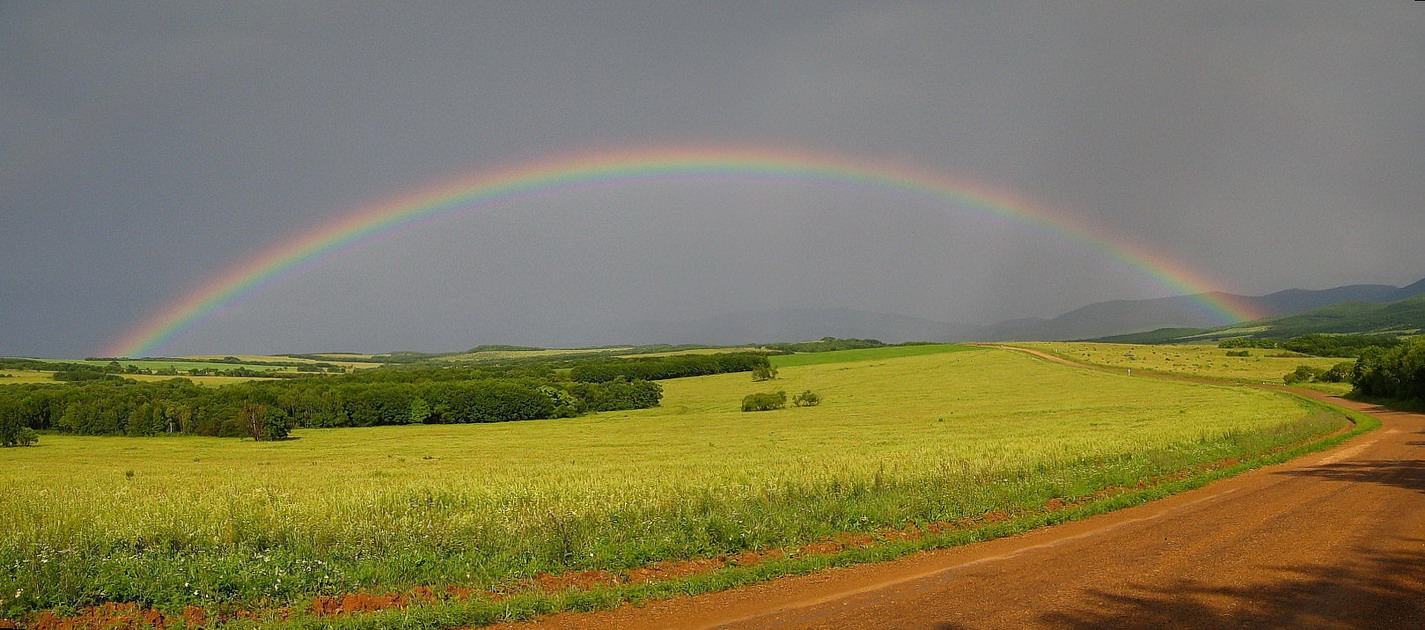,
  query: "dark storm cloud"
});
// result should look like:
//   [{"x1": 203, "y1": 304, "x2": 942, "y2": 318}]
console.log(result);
[{"x1": 2, "y1": 2, "x2": 1421, "y2": 356}]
